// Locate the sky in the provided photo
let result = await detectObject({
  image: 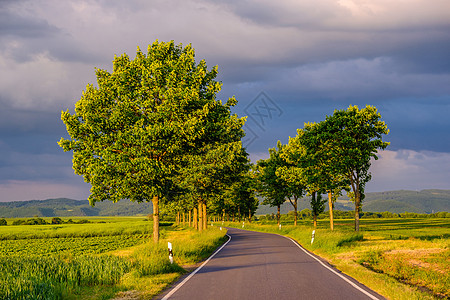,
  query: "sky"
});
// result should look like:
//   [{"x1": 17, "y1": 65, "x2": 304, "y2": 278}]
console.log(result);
[{"x1": 1, "y1": 0, "x2": 450, "y2": 202}]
